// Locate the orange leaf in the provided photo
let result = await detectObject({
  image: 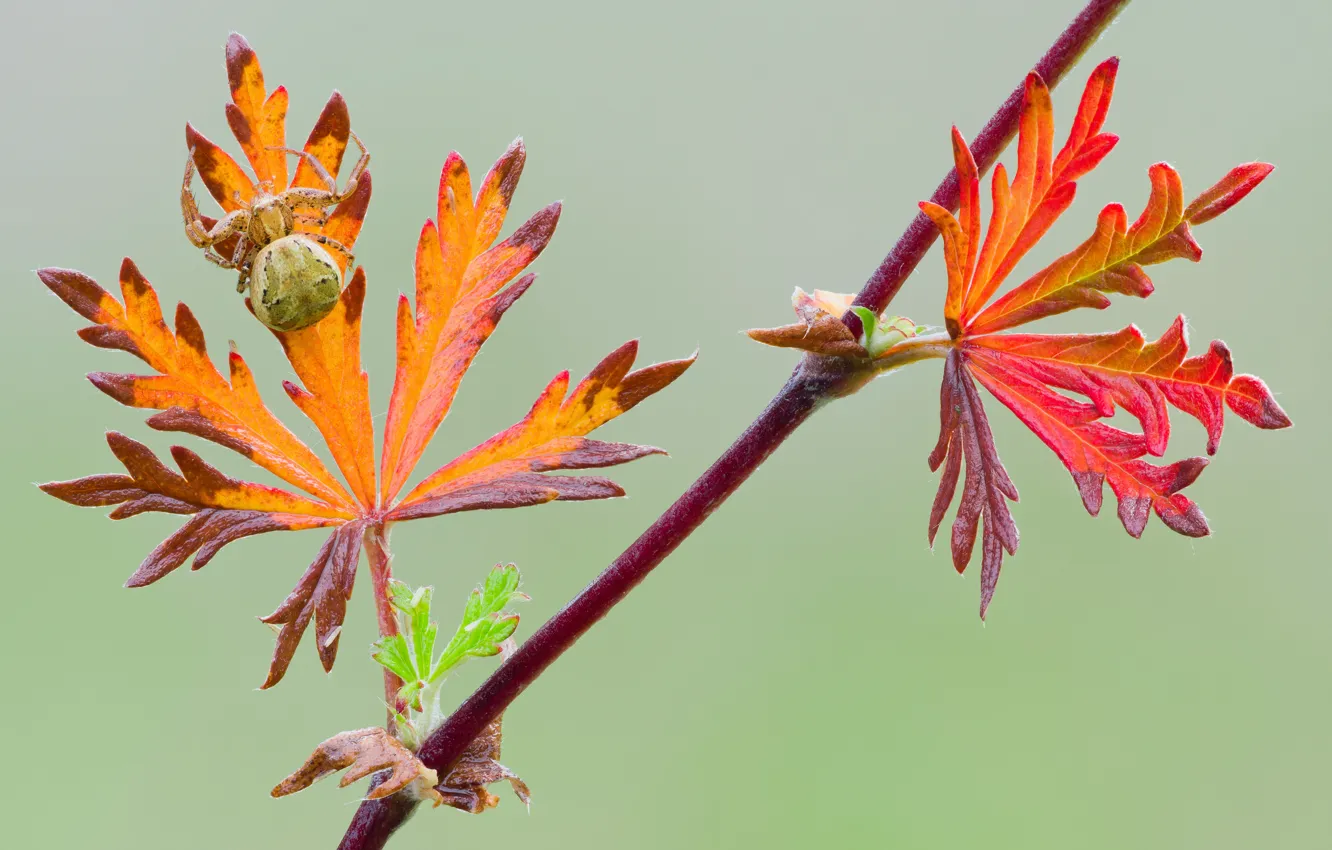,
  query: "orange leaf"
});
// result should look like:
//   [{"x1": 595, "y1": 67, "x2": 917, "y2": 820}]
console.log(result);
[
  {"x1": 908, "y1": 59, "x2": 1287, "y2": 619},
  {"x1": 40, "y1": 432, "x2": 344, "y2": 589},
  {"x1": 43, "y1": 38, "x2": 692, "y2": 690},
  {"x1": 920, "y1": 59, "x2": 1121, "y2": 337},
  {"x1": 39, "y1": 262, "x2": 355, "y2": 511},
  {"x1": 259, "y1": 86, "x2": 290, "y2": 187},
  {"x1": 292, "y1": 92, "x2": 351, "y2": 192},
  {"x1": 1183, "y1": 162, "x2": 1274, "y2": 225},
  {"x1": 965, "y1": 161, "x2": 1274, "y2": 334},
  {"x1": 391, "y1": 341, "x2": 694, "y2": 520},
  {"x1": 224, "y1": 32, "x2": 285, "y2": 187},
  {"x1": 287, "y1": 91, "x2": 374, "y2": 274},
  {"x1": 185, "y1": 123, "x2": 255, "y2": 211},
  {"x1": 273, "y1": 269, "x2": 377, "y2": 510},
  {"x1": 919, "y1": 59, "x2": 1273, "y2": 338},
  {"x1": 379, "y1": 142, "x2": 561, "y2": 503}
]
